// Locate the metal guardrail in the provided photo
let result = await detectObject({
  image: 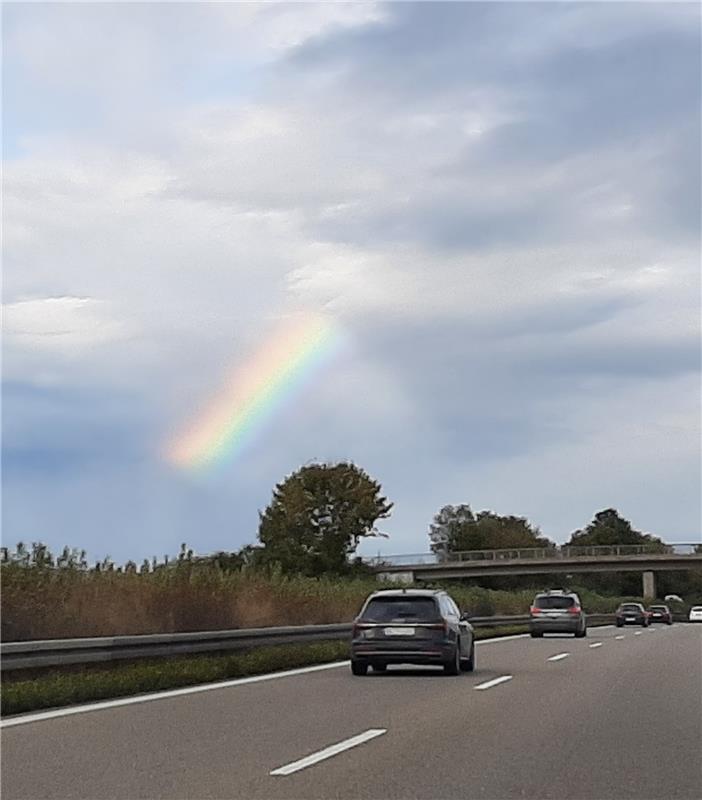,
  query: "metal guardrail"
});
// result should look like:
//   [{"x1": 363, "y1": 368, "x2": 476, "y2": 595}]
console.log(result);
[
  {"x1": 0, "y1": 624, "x2": 353, "y2": 672},
  {"x1": 368, "y1": 543, "x2": 701, "y2": 567},
  {"x1": 0, "y1": 615, "x2": 618, "y2": 672}
]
